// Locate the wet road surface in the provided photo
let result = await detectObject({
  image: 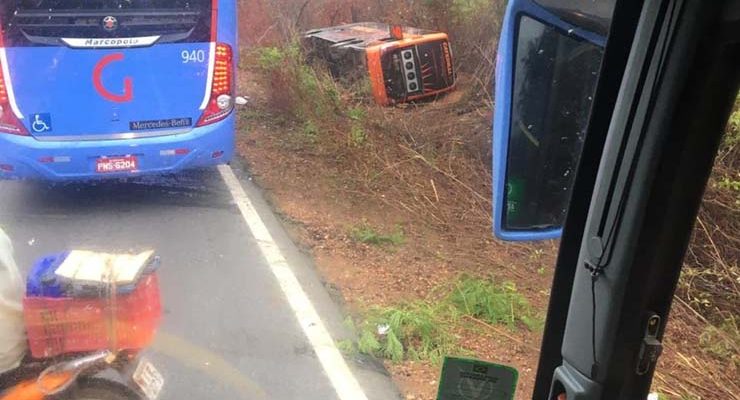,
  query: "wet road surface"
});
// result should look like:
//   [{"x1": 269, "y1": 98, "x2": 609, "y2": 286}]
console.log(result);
[{"x1": 0, "y1": 165, "x2": 400, "y2": 400}]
